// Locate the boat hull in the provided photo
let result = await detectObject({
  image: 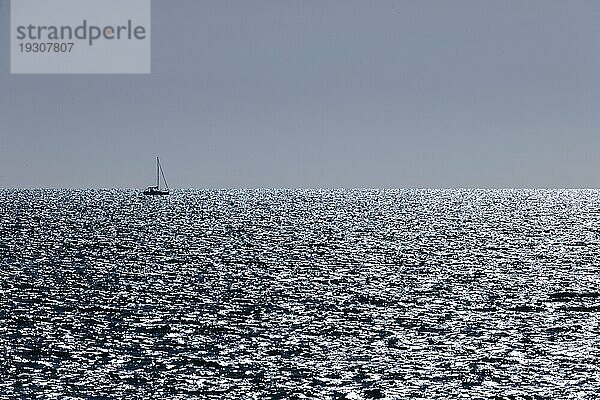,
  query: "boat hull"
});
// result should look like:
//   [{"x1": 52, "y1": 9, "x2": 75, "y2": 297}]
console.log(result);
[{"x1": 143, "y1": 189, "x2": 170, "y2": 196}]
